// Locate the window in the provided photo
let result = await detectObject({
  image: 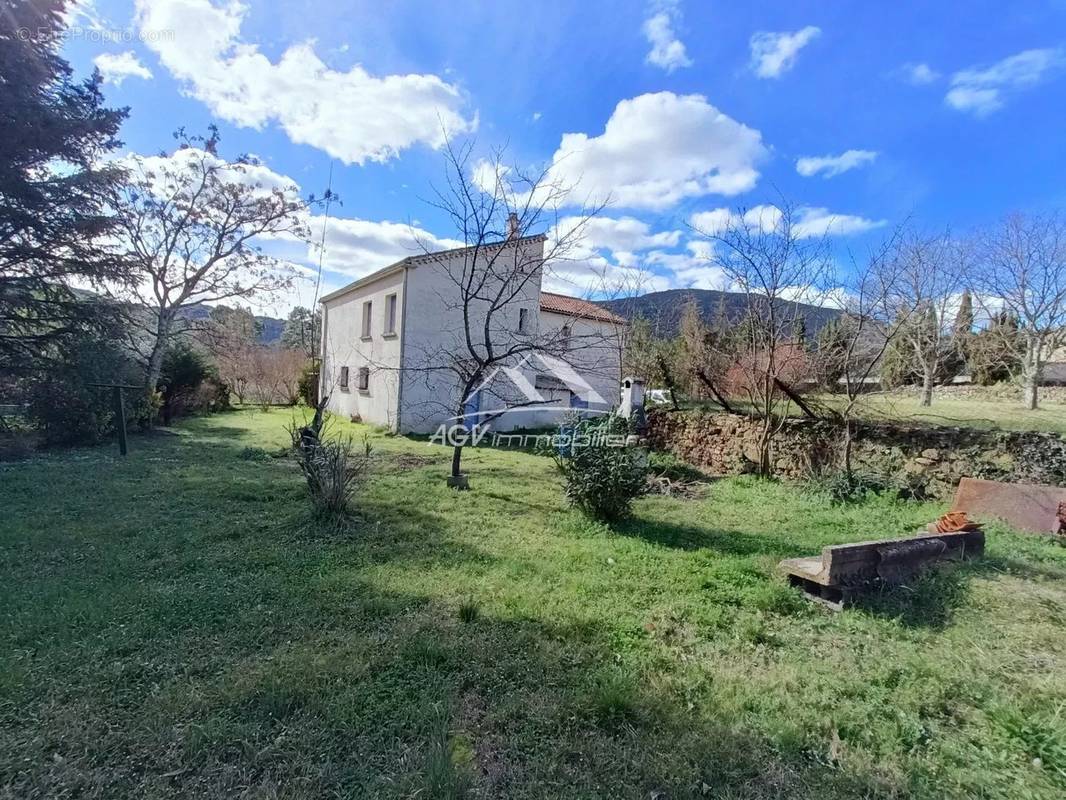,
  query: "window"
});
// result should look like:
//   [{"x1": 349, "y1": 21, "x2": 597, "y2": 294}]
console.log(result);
[
  {"x1": 560, "y1": 324, "x2": 571, "y2": 349},
  {"x1": 338, "y1": 366, "x2": 349, "y2": 390},
  {"x1": 384, "y1": 293, "x2": 397, "y2": 335},
  {"x1": 357, "y1": 367, "x2": 370, "y2": 392},
  {"x1": 361, "y1": 300, "x2": 372, "y2": 339},
  {"x1": 518, "y1": 307, "x2": 528, "y2": 333}
]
